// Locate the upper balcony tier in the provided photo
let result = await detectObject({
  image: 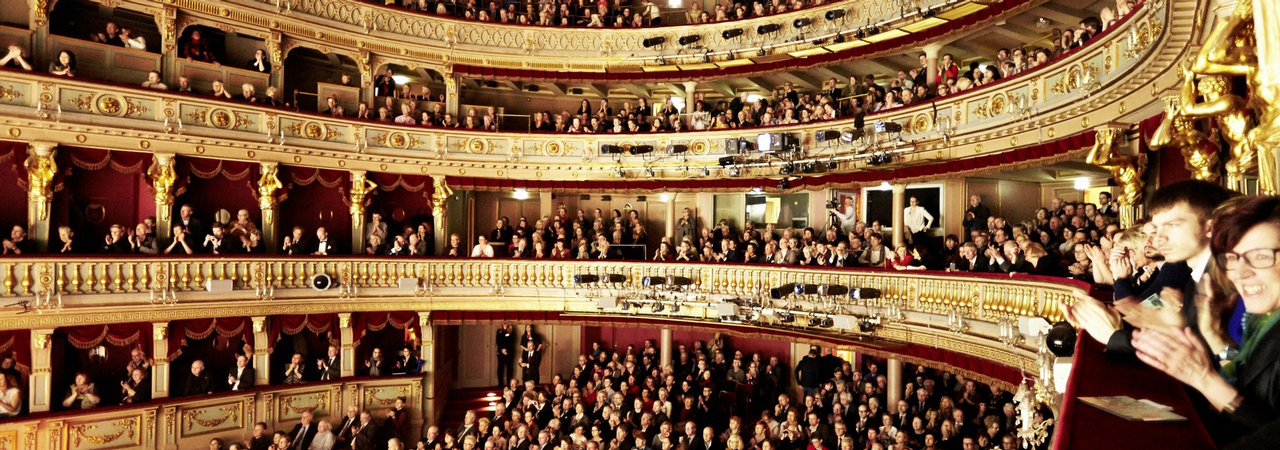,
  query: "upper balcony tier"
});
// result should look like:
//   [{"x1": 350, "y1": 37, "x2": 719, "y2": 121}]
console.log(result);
[{"x1": 0, "y1": 0, "x2": 1182, "y2": 185}]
